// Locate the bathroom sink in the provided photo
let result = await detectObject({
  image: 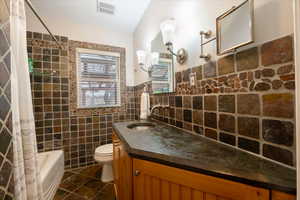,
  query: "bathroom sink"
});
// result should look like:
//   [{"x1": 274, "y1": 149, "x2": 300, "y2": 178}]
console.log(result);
[{"x1": 127, "y1": 122, "x2": 155, "y2": 131}]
